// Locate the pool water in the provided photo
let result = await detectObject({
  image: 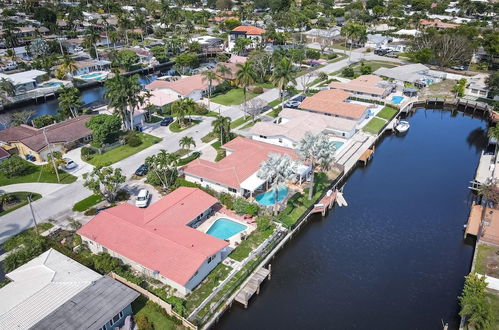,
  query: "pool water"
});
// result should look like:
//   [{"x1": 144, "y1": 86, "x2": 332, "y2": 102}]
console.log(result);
[
  {"x1": 81, "y1": 72, "x2": 106, "y2": 80},
  {"x1": 40, "y1": 82, "x2": 63, "y2": 88},
  {"x1": 206, "y1": 218, "x2": 247, "y2": 240},
  {"x1": 332, "y1": 141, "x2": 344, "y2": 151},
  {"x1": 255, "y1": 185, "x2": 289, "y2": 206},
  {"x1": 392, "y1": 96, "x2": 404, "y2": 104}
]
